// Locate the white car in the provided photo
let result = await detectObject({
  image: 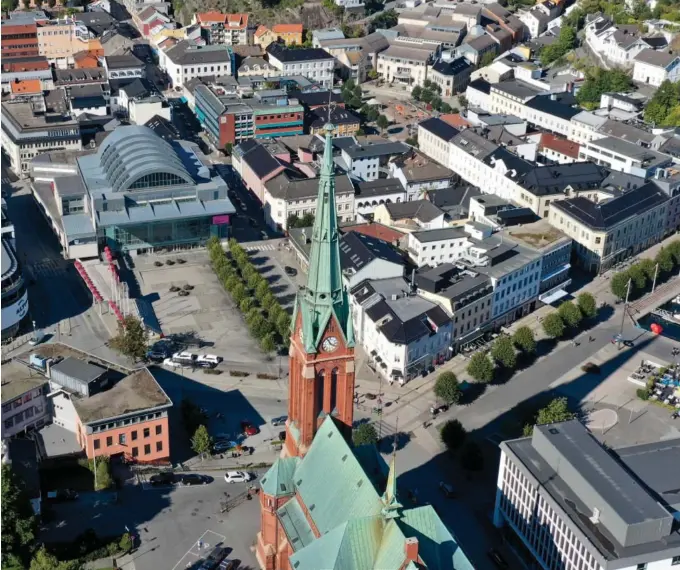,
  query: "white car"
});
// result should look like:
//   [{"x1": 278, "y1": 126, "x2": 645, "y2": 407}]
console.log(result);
[
  {"x1": 224, "y1": 470, "x2": 253, "y2": 484},
  {"x1": 196, "y1": 354, "x2": 222, "y2": 368},
  {"x1": 163, "y1": 358, "x2": 183, "y2": 369},
  {"x1": 172, "y1": 351, "x2": 197, "y2": 364}
]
